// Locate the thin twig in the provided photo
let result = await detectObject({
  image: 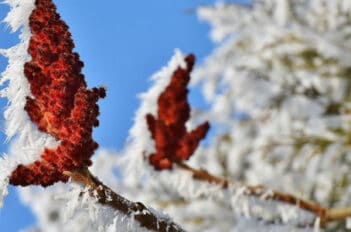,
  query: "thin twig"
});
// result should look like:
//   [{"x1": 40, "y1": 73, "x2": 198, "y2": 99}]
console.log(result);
[
  {"x1": 65, "y1": 168, "x2": 186, "y2": 232},
  {"x1": 176, "y1": 162, "x2": 351, "y2": 227}
]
